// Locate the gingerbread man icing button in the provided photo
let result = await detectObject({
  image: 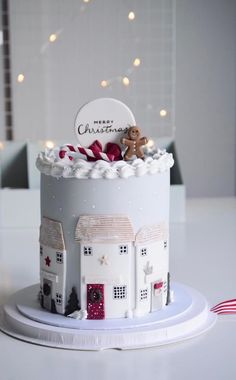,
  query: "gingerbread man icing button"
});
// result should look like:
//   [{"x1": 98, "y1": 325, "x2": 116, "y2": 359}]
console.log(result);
[{"x1": 121, "y1": 126, "x2": 148, "y2": 160}]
